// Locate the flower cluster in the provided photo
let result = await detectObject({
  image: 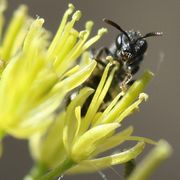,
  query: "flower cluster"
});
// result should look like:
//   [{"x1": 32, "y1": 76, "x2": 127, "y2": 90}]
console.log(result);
[
  {"x1": 0, "y1": 1, "x2": 106, "y2": 138},
  {"x1": 0, "y1": 1, "x2": 162, "y2": 180},
  {"x1": 28, "y1": 63, "x2": 154, "y2": 179}
]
